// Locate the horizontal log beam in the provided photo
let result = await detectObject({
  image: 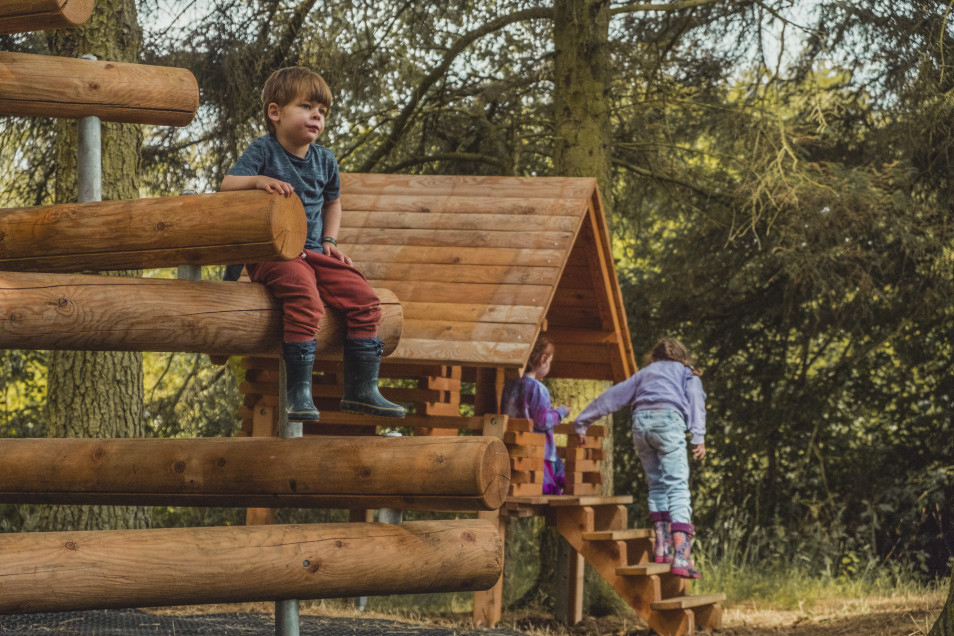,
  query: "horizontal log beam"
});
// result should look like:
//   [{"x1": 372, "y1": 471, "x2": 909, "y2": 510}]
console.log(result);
[
  {"x1": 0, "y1": 272, "x2": 401, "y2": 356},
  {"x1": 0, "y1": 0, "x2": 93, "y2": 34},
  {"x1": 0, "y1": 519, "x2": 502, "y2": 613},
  {"x1": 0, "y1": 191, "x2": 306, "y2": 272},
  {"x1": 0, "y1": 436, "x2": 510, "y2": 510},
  {"x1": 0, "y1": 51, "x2": 198, "y2": 126}
]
